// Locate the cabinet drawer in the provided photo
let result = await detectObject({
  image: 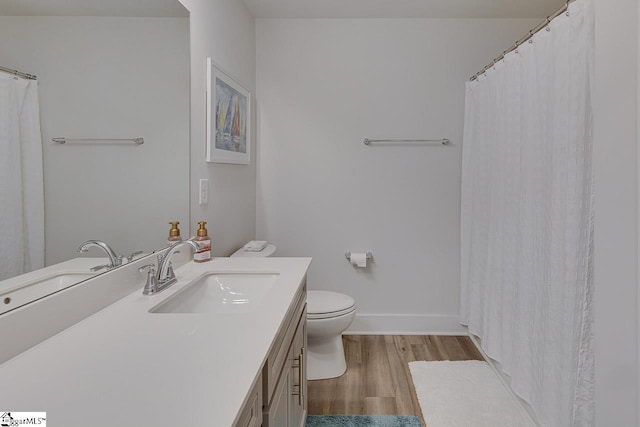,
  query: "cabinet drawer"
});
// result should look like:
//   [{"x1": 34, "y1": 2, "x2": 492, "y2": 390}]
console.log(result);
[
  {"x1": 289, "y1": 307, "x2": 307, "y2": 426},
  {"x1": 262, "y1": 353, "x2": 289, "y2": 427},
  {"x1": 263, "y1": 281, "x2": 306, "y2": 405},
  {"x1": 234, "y1": 373, "x2": 262, "y2": 427},
  {"x1": 264, "y1": 306, "x2": 307, "y2": 427}
]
